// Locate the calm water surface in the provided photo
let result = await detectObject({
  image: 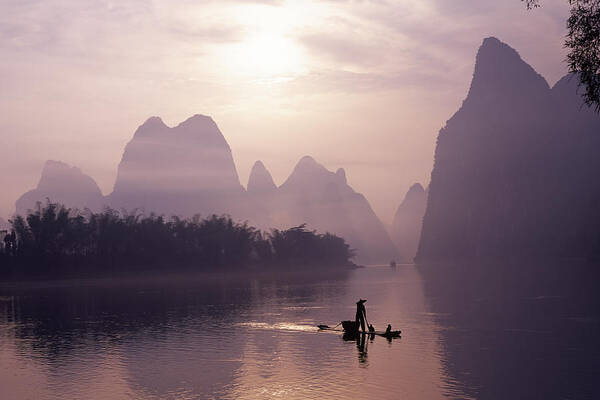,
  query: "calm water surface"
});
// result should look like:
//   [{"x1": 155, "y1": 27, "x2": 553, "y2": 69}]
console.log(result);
[{"x1": 0, "y1": 264, "x2": 598, "y2": 399}]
